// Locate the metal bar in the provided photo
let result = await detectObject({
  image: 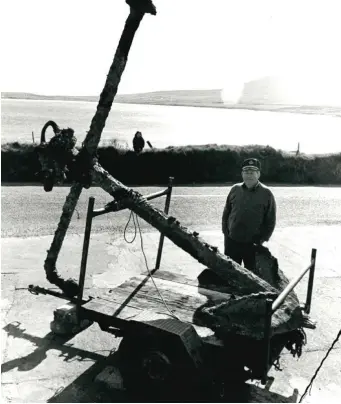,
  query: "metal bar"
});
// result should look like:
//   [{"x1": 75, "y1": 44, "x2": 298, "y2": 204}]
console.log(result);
[
  {"x1": 77, "y1": 197, "x2": 95, "y2": 313},
  {"x1": 144, "y1": 188, "x2": 169, "y2": 201},
  {"x1": 261, "y1": 298, "x2": 273, "y2": 385},
  {"x1": 92, "y1": 204, "x2": 125, "y2": 217},
  {"x1": 78, "y1": 305, "x2": 129, "y2": 332},
  {"x1": 28, "y1": 284, "x2": 88, "y2": 305},
  {"x1": 305, "y1": 248, "x2": 317, "y2": 314},
  {"x1": 154, "y1": 177, "x2": 174, "y2": 271},
  {"x1": 92, "y1": 188, "x2": 169, "y2": 217},
  {"x1": 272, "y1": 261, "x2": 313, "y2": 313}
]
